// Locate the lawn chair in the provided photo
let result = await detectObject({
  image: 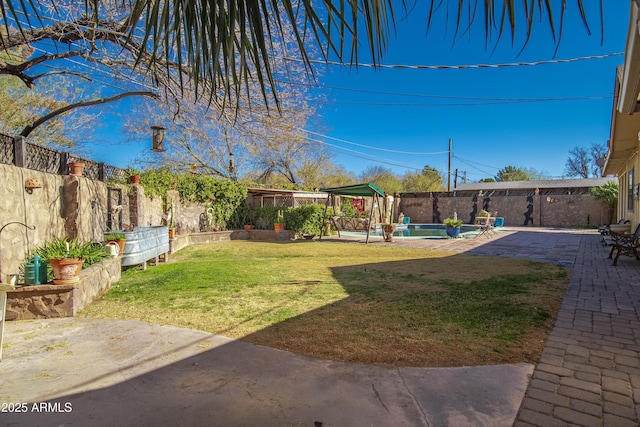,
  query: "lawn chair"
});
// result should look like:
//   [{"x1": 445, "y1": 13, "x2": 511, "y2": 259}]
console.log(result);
[
  {"x1": 474, "y1": 215, "x2": 496, "y2": 238},
  {"x1": 608, "y1": 224, "x2": 640, "y2": 266}
]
